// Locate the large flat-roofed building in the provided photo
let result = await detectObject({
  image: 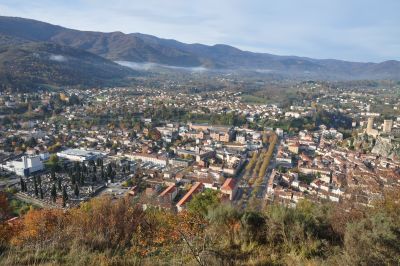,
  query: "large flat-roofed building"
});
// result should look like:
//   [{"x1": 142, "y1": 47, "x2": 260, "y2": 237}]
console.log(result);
[
  {"x1": 57, "y1": 149, "x2": 103, "y2": 162},
  {"x1": 169, "y1": 158, "x2": 193, "y2": 168},
  {"x1": 127, "y1": 153, "x2": 168, "y2": 166},
  {"x1": 2, "y1": 155, "x2": 44, "y2": 176}
]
